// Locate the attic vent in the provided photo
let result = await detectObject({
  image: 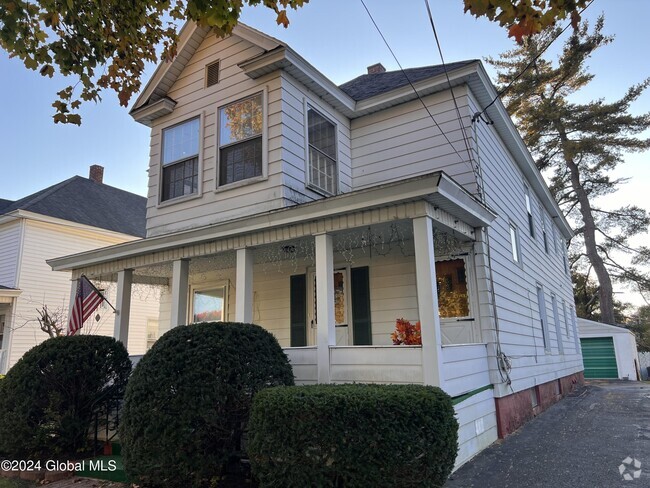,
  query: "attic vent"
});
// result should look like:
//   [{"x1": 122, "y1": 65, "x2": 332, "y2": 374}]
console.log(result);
[{"x1": 205, "y1": 61, "x2": 220, "y2": 87}]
